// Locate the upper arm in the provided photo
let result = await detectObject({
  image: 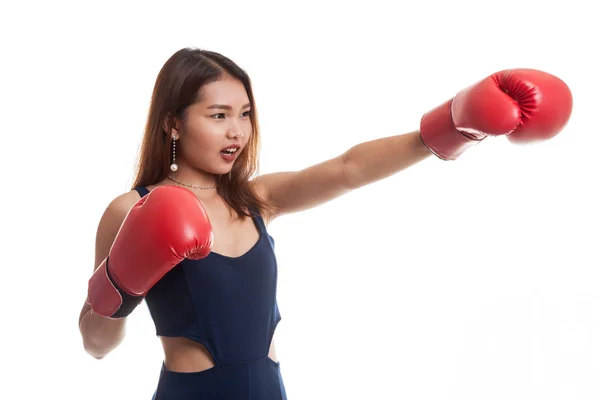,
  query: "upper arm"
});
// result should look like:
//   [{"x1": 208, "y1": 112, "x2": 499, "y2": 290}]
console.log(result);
[
  {"x1": 79, "y1": 190, "x2": 142, "y2": 323},
  {"x1": 93, "y1": 191, "x2": 141, "y2": 270},
  {"x1": 254, "y1": 154, "x2": 352, "y2": 221}
]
